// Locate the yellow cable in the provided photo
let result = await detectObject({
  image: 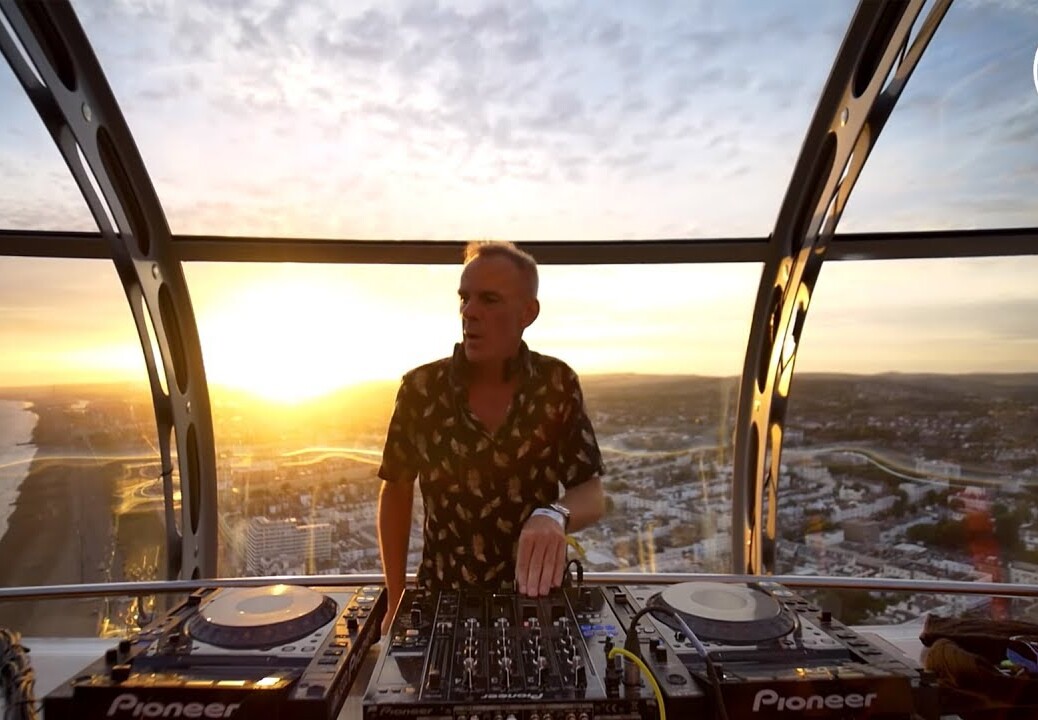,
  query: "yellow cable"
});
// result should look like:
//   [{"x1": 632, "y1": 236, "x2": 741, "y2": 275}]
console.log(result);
[
  {"x1": 565, "y1": 535, "x2": 586, "y2": 558},
  {"x1": 608, "y1": 647, "x2": 666, "y2": 720}
]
